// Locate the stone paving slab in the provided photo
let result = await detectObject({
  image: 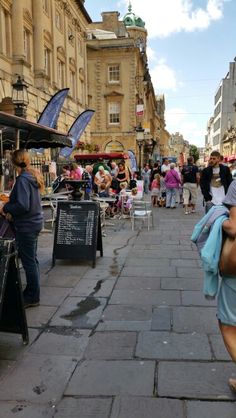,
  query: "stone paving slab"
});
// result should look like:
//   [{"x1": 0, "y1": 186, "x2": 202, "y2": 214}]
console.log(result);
[
  {"x1": 186, "y1": 400, "x2": 236, "y2": 418},
  {"x1": 65, "y1": 360, "x2": 155, "y2": 396},
  {"x1": 0, "y1": 402, "x2": 54, "y2": 418},
  {"x1": 49, "y1": 296, "x2": 107, "y2": 328},
  {"x1": 171, "y1": 259, "x2": 199, "y2": 267},
  {"x1": 121, "y1": 266, "x2": 177, "y2": 278},
  {"x1": 151, "y1": 307, "x2": 172, "y2": 330},
  {"x1": 173, "y1": 307, "x2": 219, "y2": 333},
  {"x1": 114, "y1": 276, "x2": 161, "y2": 290},
  {"x1": 25, "y1": 306, "x2": 57, "y2": 328},
  {"x1": 110, "y1": 289, "x2": 180, "y2": 306},
  {"x1": 111, "y1": 396, "x2": 184, "y2": 418},
  {"x1": 158, "y1": 362, "x2": 236, "y2": 399},
  {"x1": 177, "y1": 267, "x2": 203, "y2": 279},
  {"x1": 71, "y1": 278, "x2": 116, "y2": 297},
  {"x1": 0, "y1": 328, "x2": 39, "y2": 360},
  {"x1": 209, "y1": 334, "x2": 231, "y2": 361},
  {"x1": 129, "y1": 249, "x2": 181, "y2": 258},
  {"x1": 181, "y1": 291, "x2": 217, "y2": 306},
  {"x1": 161, "y1": 278, "x2": 202, "y2": 291},
  {"x1": 136, "y1": 331, "x2": 211, "y2": 360},
  {"x1": 84, "y1": 331, "x2": 137, "y2": 359},
  {"x1": 0, "y1": 354, "x2": 77, "y2": 403},
  {"x1": 97, "y1": 320, "x2": 152, "y2": 331},
  {"x1": 124, "y1": 258, "x2": 171, "y2": 267},
  {"x1": 81, "y1": 269, "x2": 119, "y2": 280},
  {"x1": 40, "y1": 286, "x2": 71, "y2": 306},
  {"x1": 41, "y1": 272, "x2": 80, "y2": 288},
  {"x1": 54, "y1": 397, "x2": 112, "y2": 418},
  {"x1": 0, "y1": 359, "x2": 16, "y2": 381},
  {"x1": 29, "y1": 329, "x2": 90, "y2": 358},
  {"x1": 102, "y1": 304, "x2": 152, "y2": 321},
  {"x1": 180, "y1": 251, "x2": 200, "y2": 259}
]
